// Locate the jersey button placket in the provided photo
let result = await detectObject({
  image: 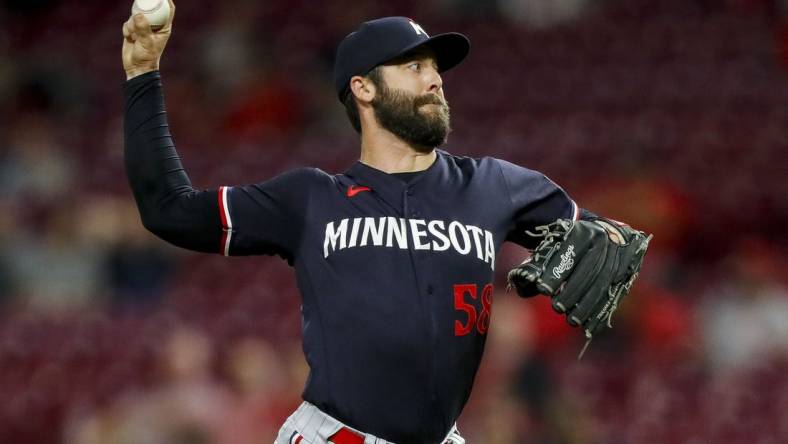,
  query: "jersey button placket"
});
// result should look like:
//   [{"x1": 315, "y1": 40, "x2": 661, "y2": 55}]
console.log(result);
[
  {"x1": 405, "y1": 187, "x2": 420, "y2": 219},
  {"x1": 402, "y1": 184, "x2": 438, "y2": 406}
]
